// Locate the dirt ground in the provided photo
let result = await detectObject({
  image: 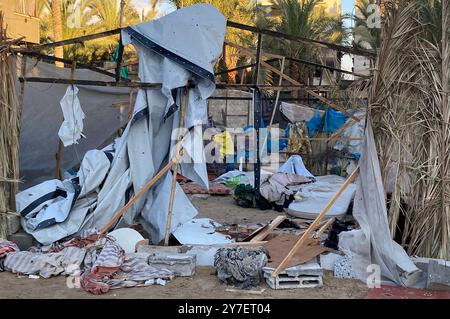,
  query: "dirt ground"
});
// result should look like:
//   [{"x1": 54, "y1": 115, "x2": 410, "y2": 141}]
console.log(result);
[{"x1": 0, "y1": 195, "x2": 370, "y2": 299}]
